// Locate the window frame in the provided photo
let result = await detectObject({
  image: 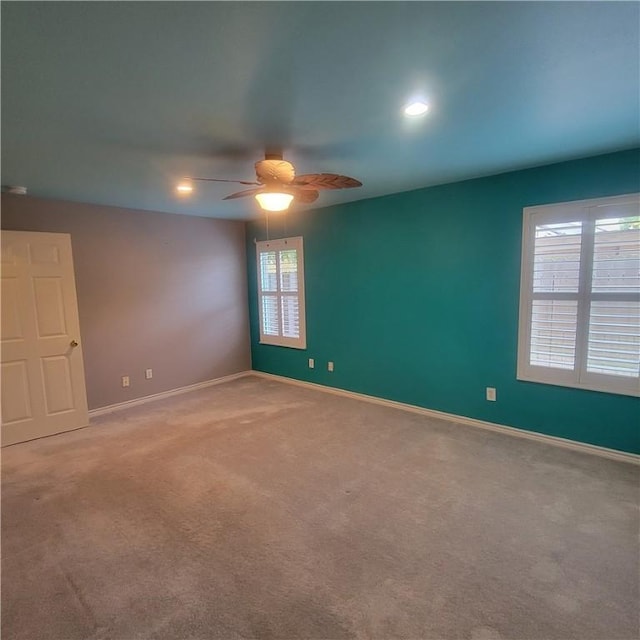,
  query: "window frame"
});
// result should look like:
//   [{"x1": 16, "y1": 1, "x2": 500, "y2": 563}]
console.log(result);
[
  {"x1": 256, "y1": 236, "x2": 307, "y2": 350},
  {"x1": 517, "y1": 193, "x2": 640, "y2": 397}
]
